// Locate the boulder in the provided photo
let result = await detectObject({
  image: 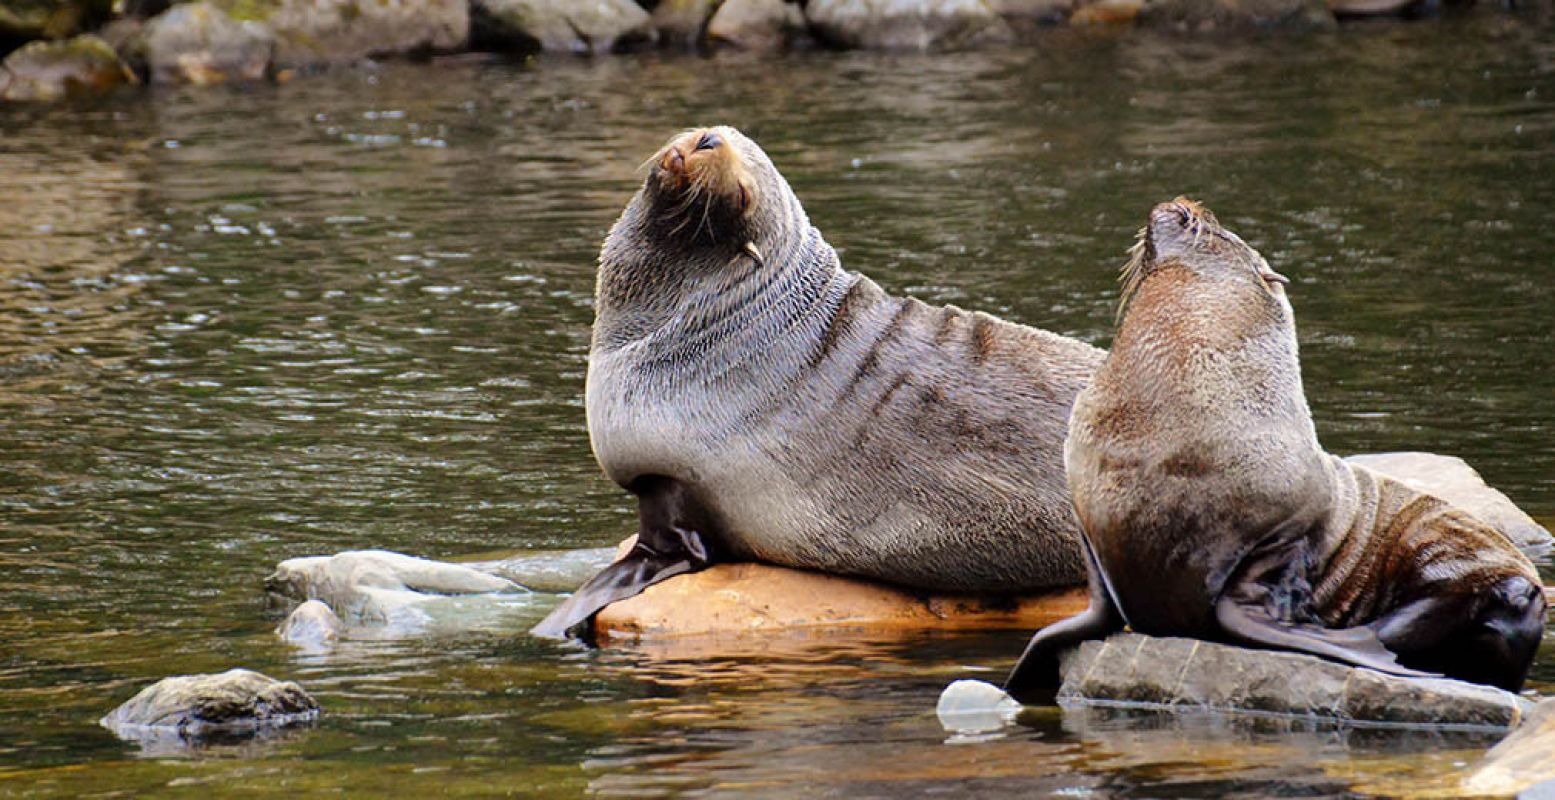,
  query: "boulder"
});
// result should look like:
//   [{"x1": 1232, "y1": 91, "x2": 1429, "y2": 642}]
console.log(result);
[
  {"x1": 706, "y1": 0, "x2": 806, "y2": 50},
  {"x1": 650, "y1": 0, "x2": 718, "y2": 48},
  {"x1": 1136, "y1": 0, "x2": 1334, "y2": 30},
  {"x1": 0, "y1": 34, "x2": 133, "y2": 102},
  {"x1": 1058, "y1": 633, "x2": 1533, "y2": 728},
  {"x1": 1346, "y1": 452, "x2": 1552, "y2": 550},
  {"x1": 213, "y1": 0, "x2": 467, "y2": 68},
  {"x1": 805, "y1": 0, "x2": 1015, "y2": 51},
  {"x1": 1462, "y1": 700, "x2": 1555, "y2": 796},
  {"x1": 101, "y1": 669, "x2": 318, "y2": 744},
  {"x1": 0, "y1": 0, "x2": 111, "y2": 41},
  {"x1": 470, "y1": 0, "x2": 649, "y2": 55},
  {"x1": 593, "y1": 560, "x2": 1089, "y2": 642},
  {"x1": 266, "y1": 549, "x2": 524, "y2": 628},
  {"x1": 141, "y1": 3, "x2": 273, "y2": 85},
  {"x1": 276, "y1": 598, "x2": 344, "y2": 648}
]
